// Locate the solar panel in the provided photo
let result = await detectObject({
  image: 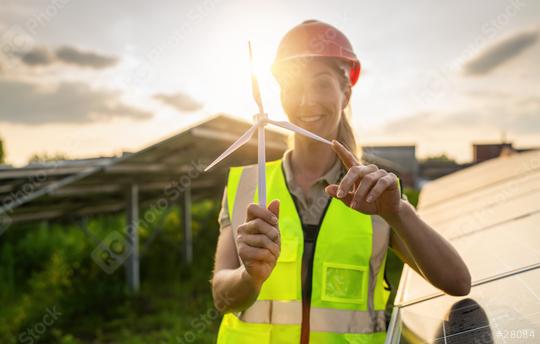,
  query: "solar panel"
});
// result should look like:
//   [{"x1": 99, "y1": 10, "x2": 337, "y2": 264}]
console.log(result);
[
  {"x1": 419, "y1": 150, "x2": 540, "y2": 209},
  {"x1": 392, "y1": 268, "x2": 540, "y2": 343},
  {"x1": 387, "y1": 150, "x2": 540, "y2": 343}
]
